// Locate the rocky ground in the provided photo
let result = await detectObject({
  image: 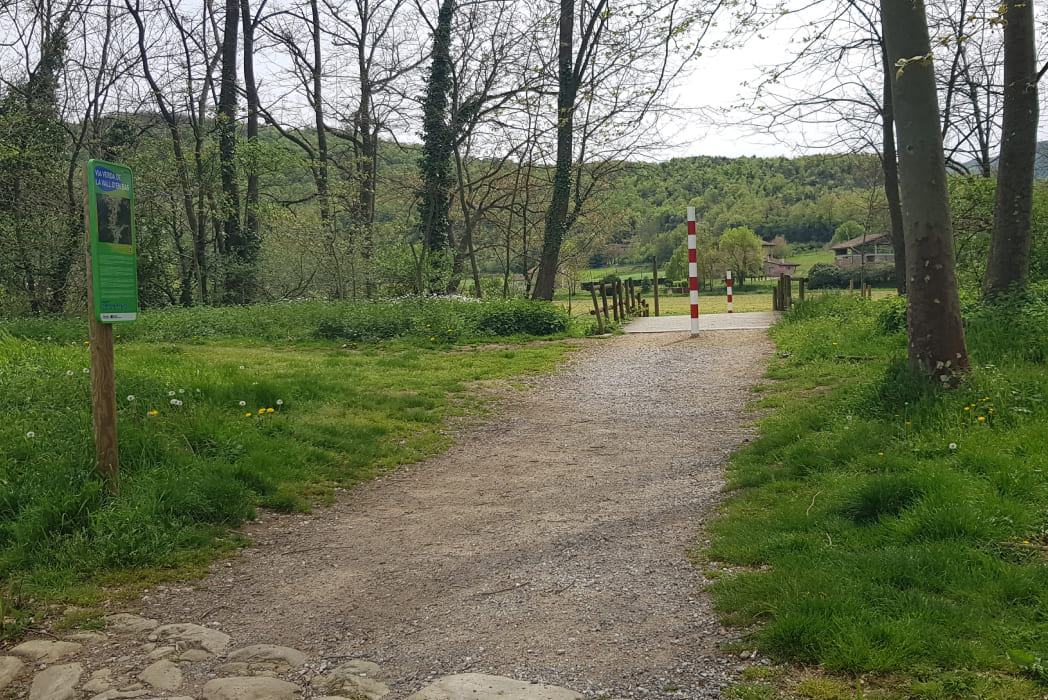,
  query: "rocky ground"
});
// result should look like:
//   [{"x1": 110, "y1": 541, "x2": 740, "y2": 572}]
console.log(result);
[{"x1": 0, "y1": 330, "x2": 775, "y2": 700}]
